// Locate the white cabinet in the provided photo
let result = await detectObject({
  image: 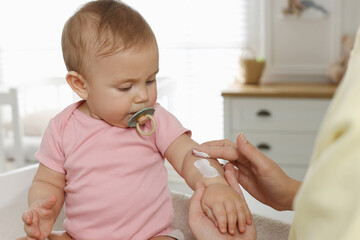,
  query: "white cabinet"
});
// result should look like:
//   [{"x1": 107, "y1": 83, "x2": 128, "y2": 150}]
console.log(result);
[{"x1": 223, "y1": 83, "x2": 336, "y2": 180}]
